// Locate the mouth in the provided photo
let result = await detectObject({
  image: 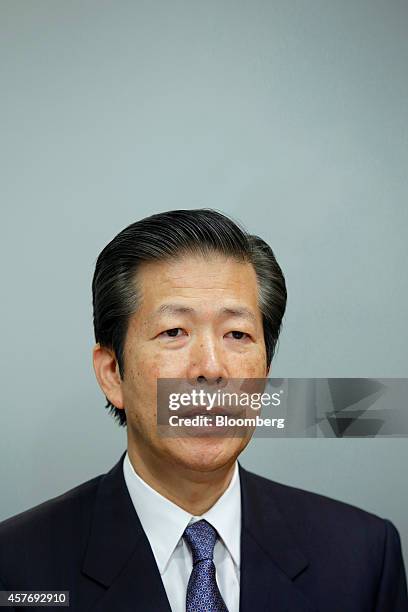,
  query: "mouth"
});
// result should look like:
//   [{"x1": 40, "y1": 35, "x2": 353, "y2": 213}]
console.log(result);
[
  {"x1": 161, "y1": 404, "x2": 251, "y2": 439},
  {"x1": 178, "y1": 406, "x2": 245, "y2": 419}
]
